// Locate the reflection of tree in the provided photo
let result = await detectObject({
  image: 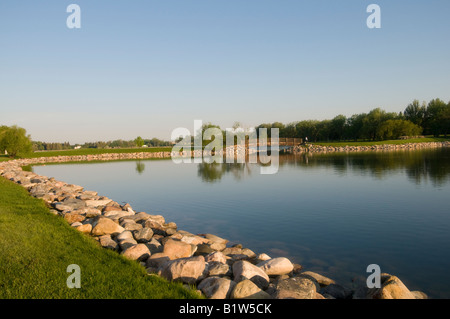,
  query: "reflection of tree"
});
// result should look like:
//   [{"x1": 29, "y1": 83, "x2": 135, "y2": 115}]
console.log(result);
[
  {"x1": 196, "y1": 149, "x2": 450, "y2": 187},
  {"x1": 197, "y1": 162, "x2": 252, "y2": 183},
  {"x1": 135, "y1": 160, "x2": 145, "y2": 175}
]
